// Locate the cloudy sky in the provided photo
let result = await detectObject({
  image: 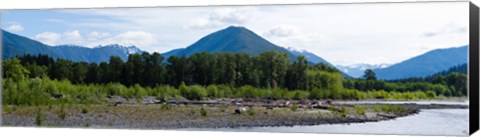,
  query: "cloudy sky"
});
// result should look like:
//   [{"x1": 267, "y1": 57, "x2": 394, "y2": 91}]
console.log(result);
[{"x1": 0, "y1": 2, "x2": 469, "y2": 66}]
